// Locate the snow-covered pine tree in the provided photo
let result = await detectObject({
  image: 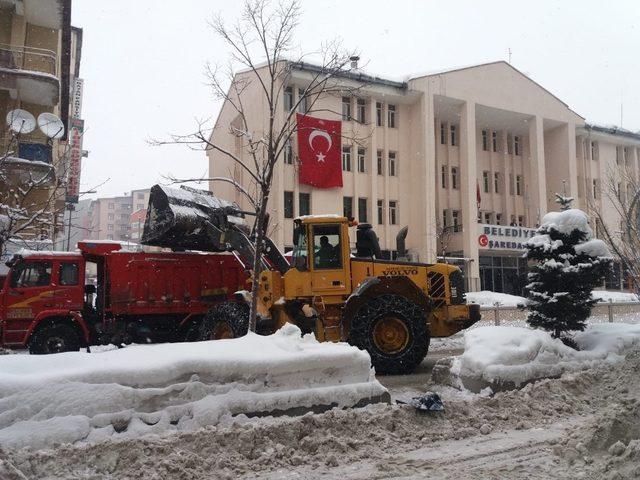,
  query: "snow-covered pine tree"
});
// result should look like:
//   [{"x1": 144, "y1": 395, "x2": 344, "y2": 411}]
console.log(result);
[{"x1": 525, "y1": 196, "x2": 612, "y2": 340}]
